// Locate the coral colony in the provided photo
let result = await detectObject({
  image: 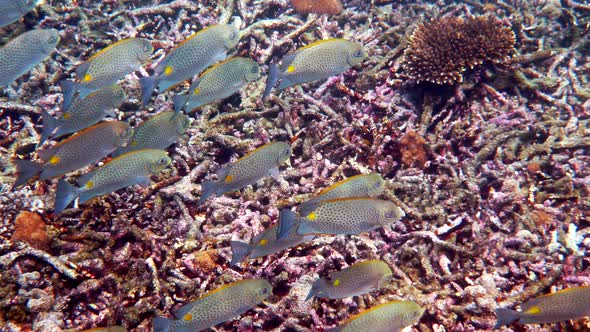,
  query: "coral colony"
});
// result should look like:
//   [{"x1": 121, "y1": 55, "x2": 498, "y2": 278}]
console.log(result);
[{"x1": 1, "y1": 0, "x2": 589, "y2": 331}]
